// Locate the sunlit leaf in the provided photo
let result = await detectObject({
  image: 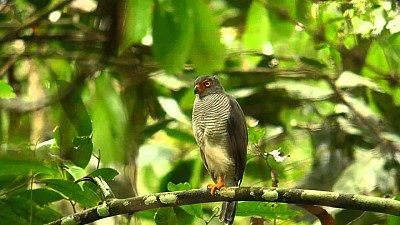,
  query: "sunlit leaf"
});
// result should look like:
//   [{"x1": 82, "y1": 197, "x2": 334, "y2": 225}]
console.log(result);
[
  {"x1": 158, "y1": 96, "x2": 191, "y2": 125},
  {"x1": 88, "y1": 168, "x2": 119, "y2": 181},
  {"x1": 151, "y1": 73, "x2": 189, "y2": 91},
  {"x1": 64, "y1": 161, "x2": 87, "y2": 181},
  {"x1": 189, "y1": 0, "x2": 225, "y2": 73},
  {"x1": 91, "y1": 73, "x2": 126, "y2": 164},
  {"x1": 248, "y1": 124, "x2": 266, "y2": 145},
  {"x1": 153, "y1": 0, "x2": 193, "y2": 73},
  {"x1": 167, "y1": 182, "x2": 191, "y2": 191},
  {"x1": 0, "y1": 81, "x2": 16, "y2": 99},
  {"x1": 266, "y1": 80, "x2": 333, "y2": 100},
  {"x1": 336, "y1": 71, "x2": 382, "y2": 91},
  {"x1": 119, "y1": 0, "x2": 153, "y2": 54}
]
